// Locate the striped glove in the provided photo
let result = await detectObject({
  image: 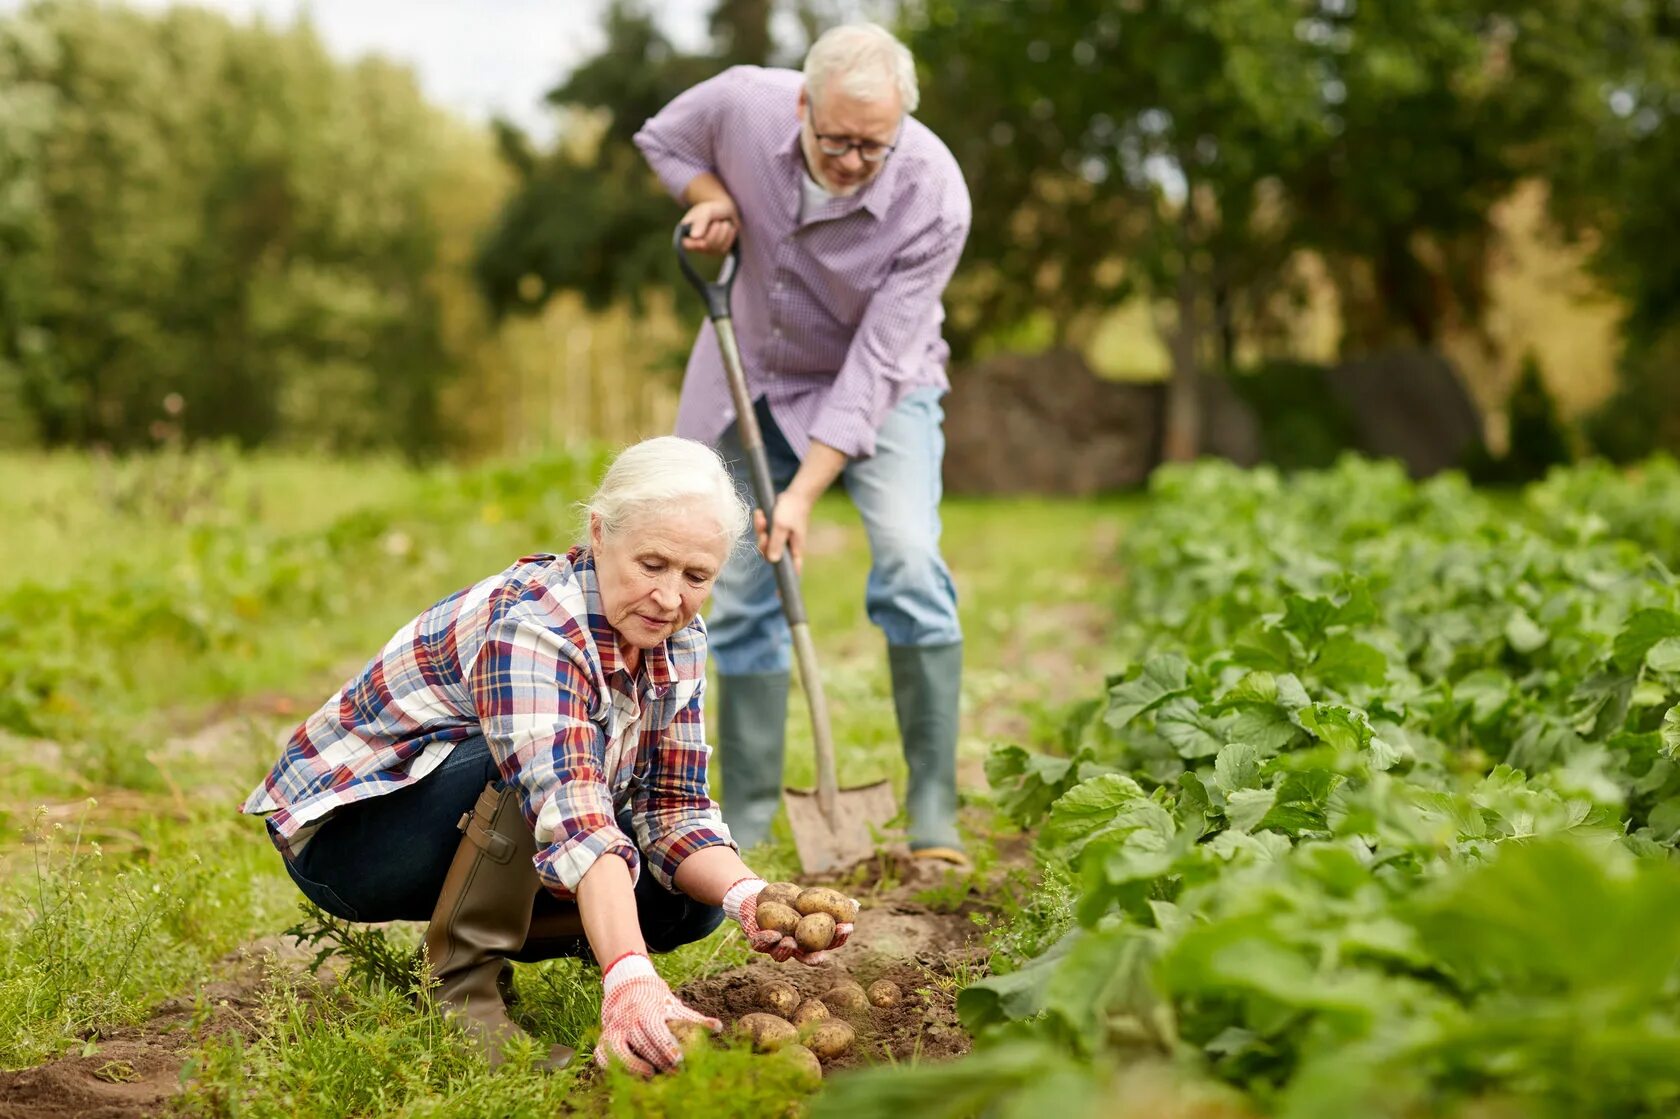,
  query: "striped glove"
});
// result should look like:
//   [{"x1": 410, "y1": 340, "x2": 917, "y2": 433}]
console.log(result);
[
  {"x1": 594, "y1": 953, "x2": 720, "y2": 1076},
  {"x1": 723, "y1": 877, "x2": 853, "y2": 966}
]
